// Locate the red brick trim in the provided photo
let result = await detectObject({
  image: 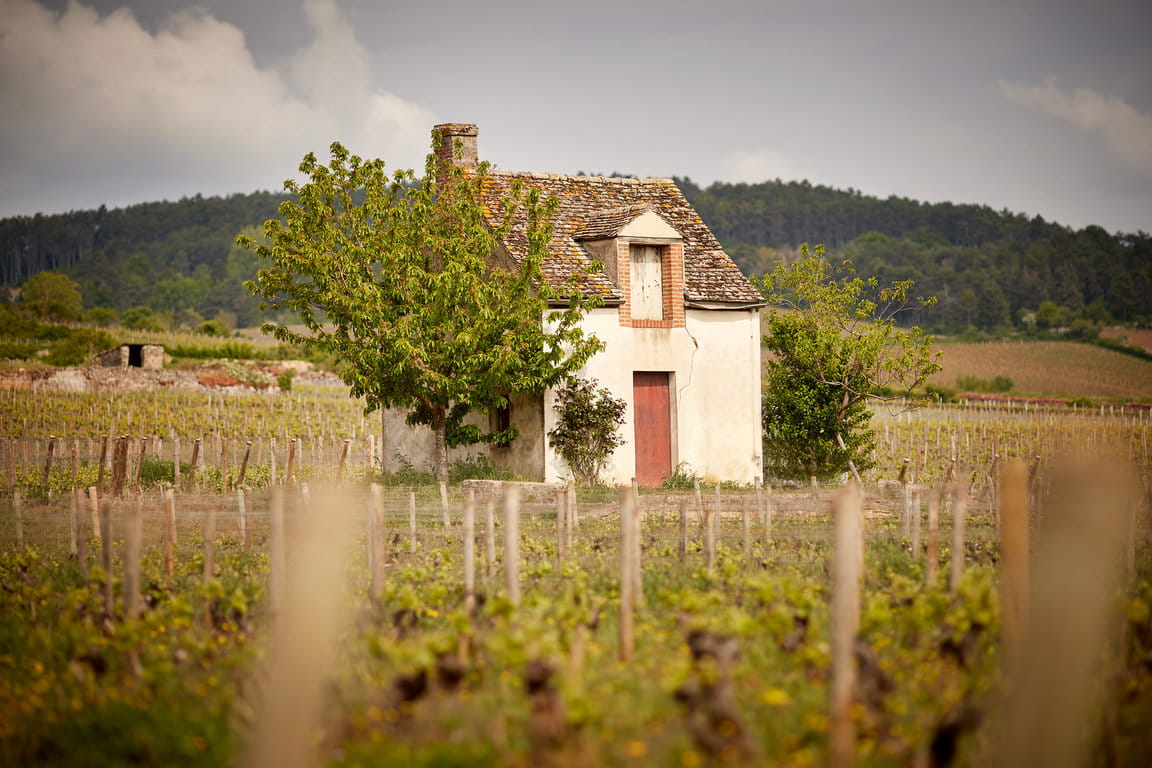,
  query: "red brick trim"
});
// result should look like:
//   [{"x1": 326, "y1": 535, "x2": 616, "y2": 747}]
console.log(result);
[{"x1": 618, "y1": 240, "x2": 685, "y2": 328}]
